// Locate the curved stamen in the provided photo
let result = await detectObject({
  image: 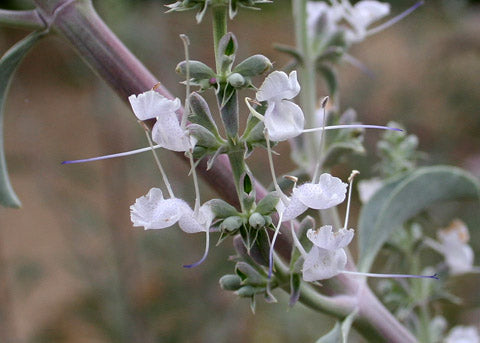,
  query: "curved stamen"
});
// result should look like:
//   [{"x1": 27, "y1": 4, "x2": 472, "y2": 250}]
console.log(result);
[
  {"x1": 367, "y1": 1, "x2": 424, "y2": 37},
  {"x1": 290, "y1": 223, "x2": 307, "y2": 258},
  {"x1": 268, "y1": 211, "x2": 284, "y2": 279},
  {"x1": 183, "y1": 229, "x2": 210, "y2": 268},
  {"x1": 340, "y1": 270, "x2": 439, "y2": 280},
  {"x1": 61, "y1": 145, "x2": 161, "y2": 164}
]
